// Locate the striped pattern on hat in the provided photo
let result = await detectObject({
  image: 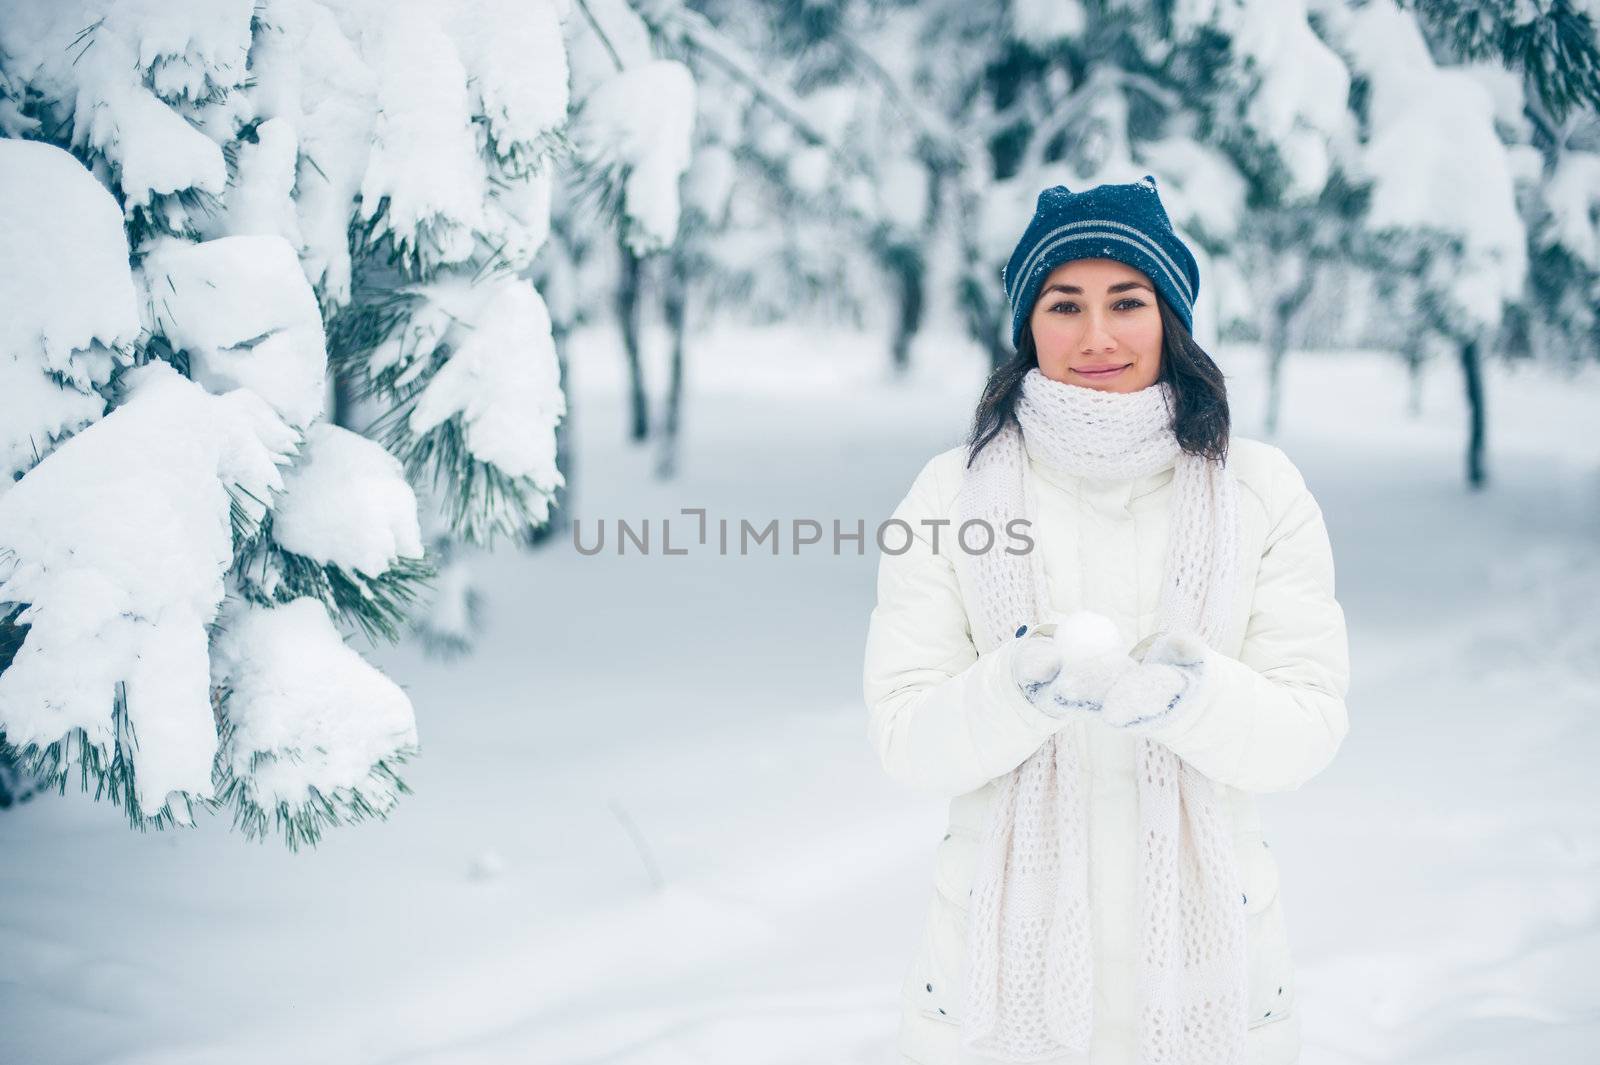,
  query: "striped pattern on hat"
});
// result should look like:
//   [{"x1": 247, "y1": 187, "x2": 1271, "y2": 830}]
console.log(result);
[{"x1": 1002, "y1": 176, "x2": 1201, "y2": 349}]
